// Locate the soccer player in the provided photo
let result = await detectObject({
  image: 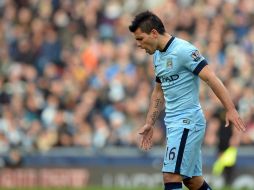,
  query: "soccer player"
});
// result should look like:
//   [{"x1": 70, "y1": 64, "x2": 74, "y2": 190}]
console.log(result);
[{"x1": 128, "y1": 11, "x2": 246, "y2": 190}]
